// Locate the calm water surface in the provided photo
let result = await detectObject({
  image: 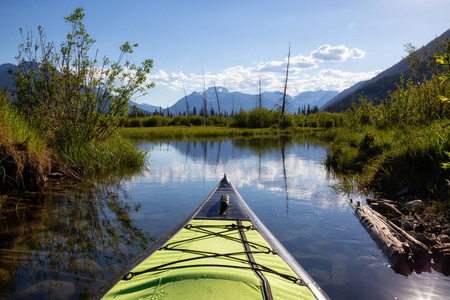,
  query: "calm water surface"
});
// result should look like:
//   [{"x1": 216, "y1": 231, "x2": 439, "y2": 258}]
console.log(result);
[{"x1": 0, "y1": 136, "x2": 448, "y2": 299}]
